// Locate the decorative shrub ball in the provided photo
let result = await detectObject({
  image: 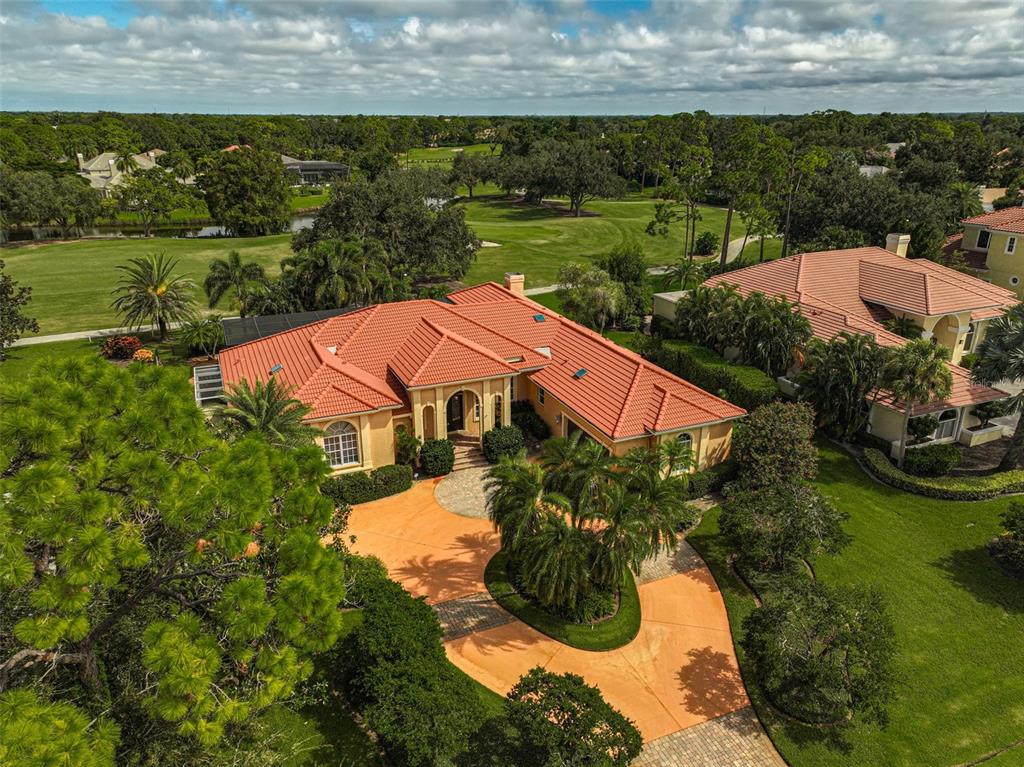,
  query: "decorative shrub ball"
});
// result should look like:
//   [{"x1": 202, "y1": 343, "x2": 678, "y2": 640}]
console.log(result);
[
  {"x1": 131, "y1": 348, "x2": 155, "y2": 364},
  {"x1": 102, "y1": 335, "x2": 143, "y2": 360}
]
